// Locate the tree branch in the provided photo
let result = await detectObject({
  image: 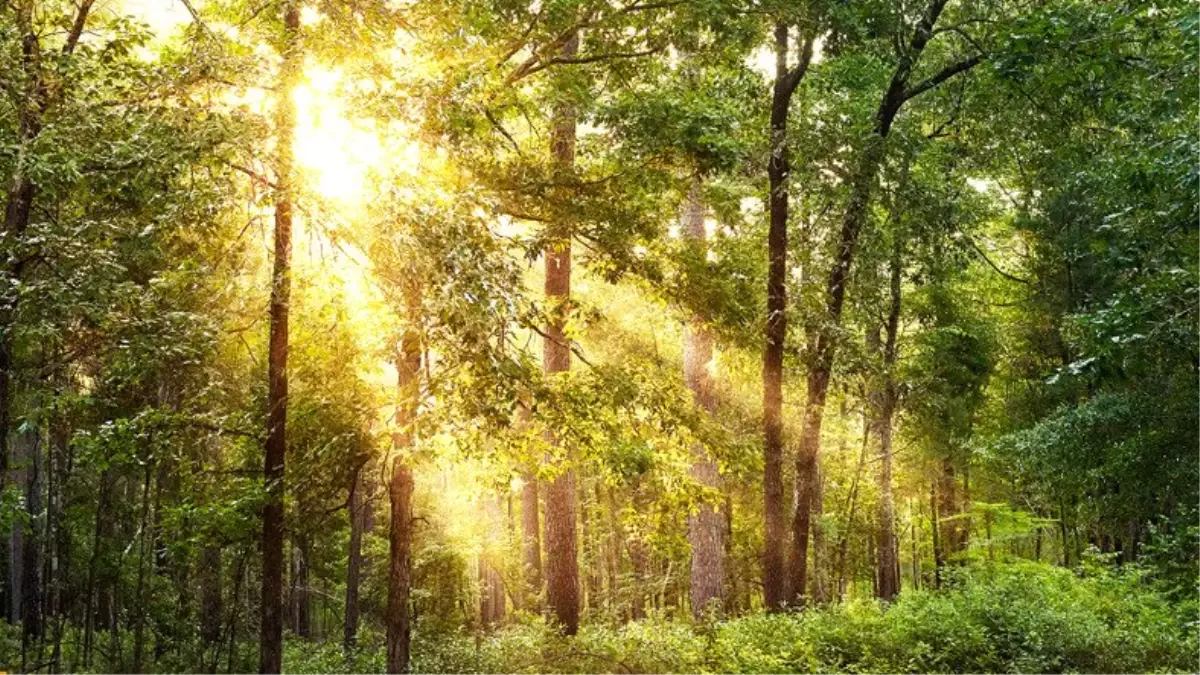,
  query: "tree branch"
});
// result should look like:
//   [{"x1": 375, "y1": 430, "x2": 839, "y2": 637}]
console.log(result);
[
  {"x1": 782, "y1": 34, "x2": 815, "y2": 98},
  {"x1": 904, "y1": 54, "x2": 982, "y2": 102},
  {"x1": 964, "y1": 234, "x2": 1029, "y2": 285},
  {"x1": 63, "y1": 0, "x2": 96, "y2": 55}
]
